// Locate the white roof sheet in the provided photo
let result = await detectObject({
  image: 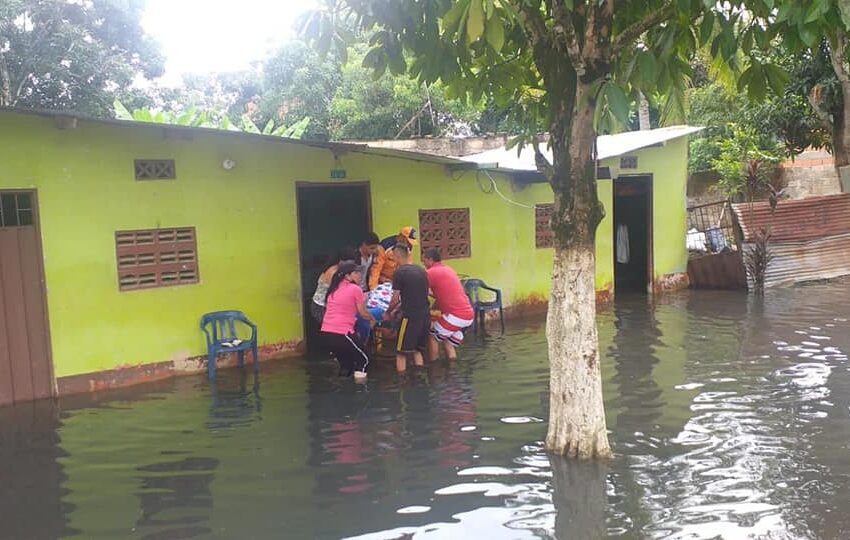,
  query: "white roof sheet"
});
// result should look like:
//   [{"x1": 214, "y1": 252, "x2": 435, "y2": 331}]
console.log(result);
[{"x1": 459, "y1": 125, "x2": 703, "y2": 172}]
